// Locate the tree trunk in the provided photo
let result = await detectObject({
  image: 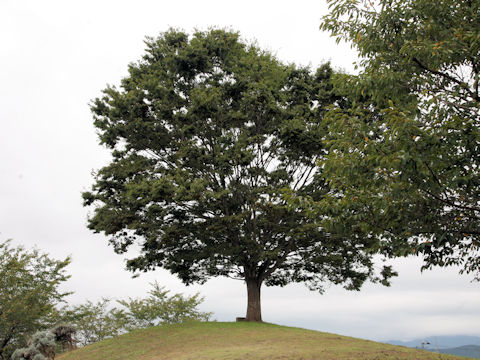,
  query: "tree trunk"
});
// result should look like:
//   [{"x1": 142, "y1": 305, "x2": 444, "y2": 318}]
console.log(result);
[{"x1": 245, "y1": 277, "x2": 262, "y2": 321}]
